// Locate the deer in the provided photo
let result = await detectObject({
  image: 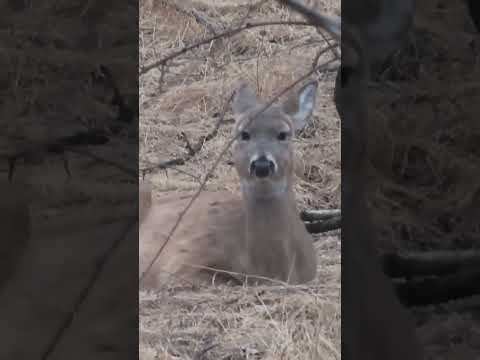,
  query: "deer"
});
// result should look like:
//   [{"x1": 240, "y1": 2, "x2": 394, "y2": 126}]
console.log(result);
[
  {"x1": 139, "y1": 81, "x2": 319, "y2": 289},
  {"x1": 273, "y1": 1, "x2": 424, "y2": 358}
]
